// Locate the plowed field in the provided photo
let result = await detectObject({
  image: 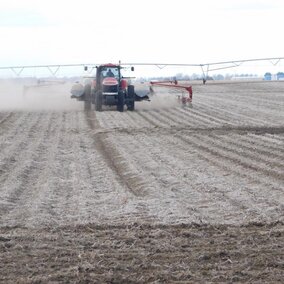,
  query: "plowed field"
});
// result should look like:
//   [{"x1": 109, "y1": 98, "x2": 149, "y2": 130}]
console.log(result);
[{"x1": 0, "y1": 81, "x2": 283, "y2": 283}]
